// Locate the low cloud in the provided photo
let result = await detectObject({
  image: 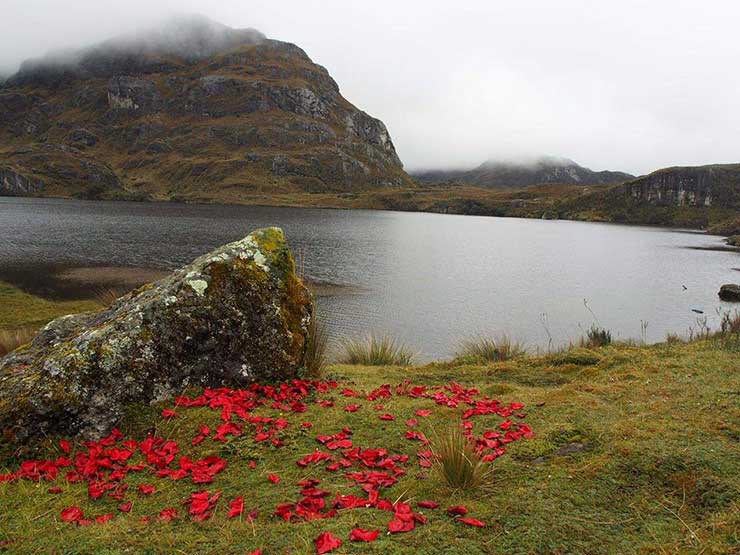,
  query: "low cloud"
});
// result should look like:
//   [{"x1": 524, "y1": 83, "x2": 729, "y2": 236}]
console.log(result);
[{"x1": 2, "y1": 0, "x2": 739, "y2": 176}]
